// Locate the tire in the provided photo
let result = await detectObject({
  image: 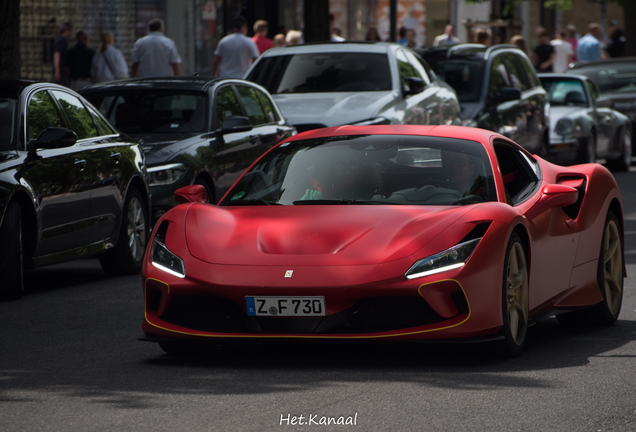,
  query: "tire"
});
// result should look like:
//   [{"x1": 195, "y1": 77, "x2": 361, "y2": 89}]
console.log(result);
[
  {"x1": 606, "y1": 129, "x2": 631, "y2": 172},
  {"x1": 194, "y1": 176, "x2": 214, "y2": 203},
  {"x1": 99, "y1": 187, "x2": 149, "y2": 275},
  {"x1": 495, "y1": 232, "x2": 529, "y2": 357},
  {"x1": 0, "y1": 202, "x2": 24, "y2": 300},
  {"x1": 588, "y1": 210, "x2": 623, "y2": 325},
  {"x1": 556, "y1": 210, "x2": 623, "y2": 326},
  {"x1": 576, "y1": 134, "x2": 596, "y2": 164}
]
